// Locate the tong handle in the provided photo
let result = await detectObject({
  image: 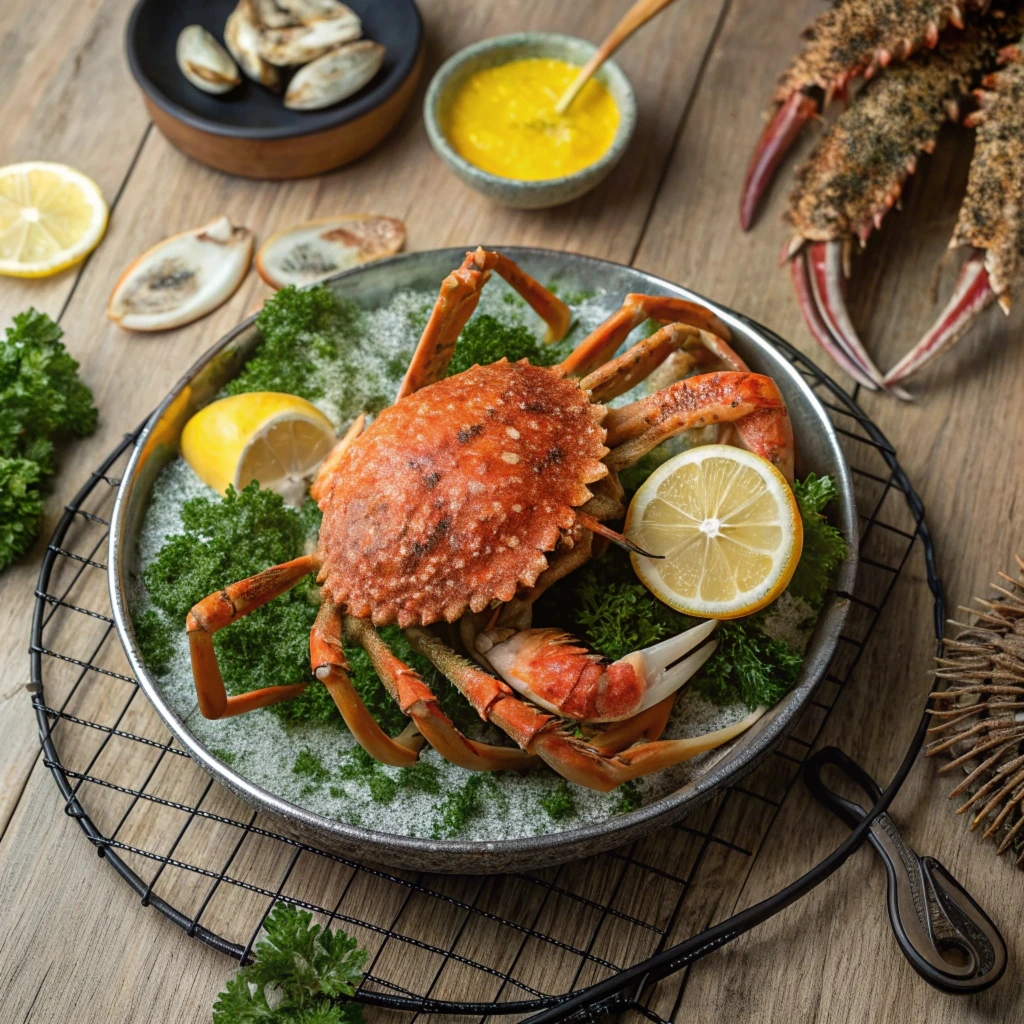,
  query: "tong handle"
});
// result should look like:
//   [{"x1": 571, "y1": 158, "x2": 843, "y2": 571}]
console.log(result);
[{"x1": 804, "y1": 746, "x2": 1006, "y2": 994}]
